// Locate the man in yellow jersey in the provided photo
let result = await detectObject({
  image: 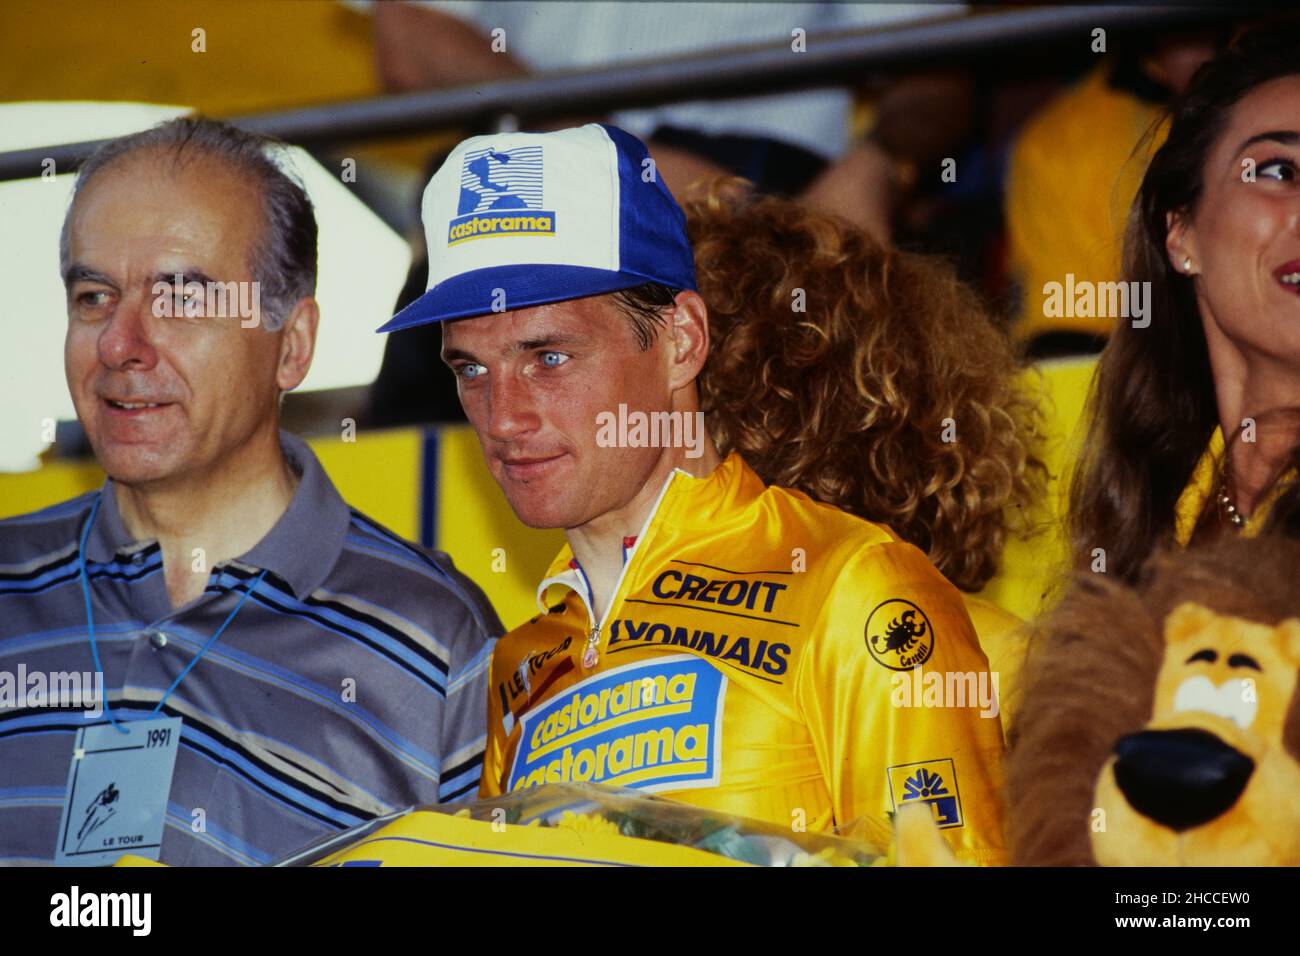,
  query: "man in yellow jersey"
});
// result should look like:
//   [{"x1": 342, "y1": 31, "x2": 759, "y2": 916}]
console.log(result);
[{"x1": 378, "y1": 124, "x2": 1005, "y2": 864}]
